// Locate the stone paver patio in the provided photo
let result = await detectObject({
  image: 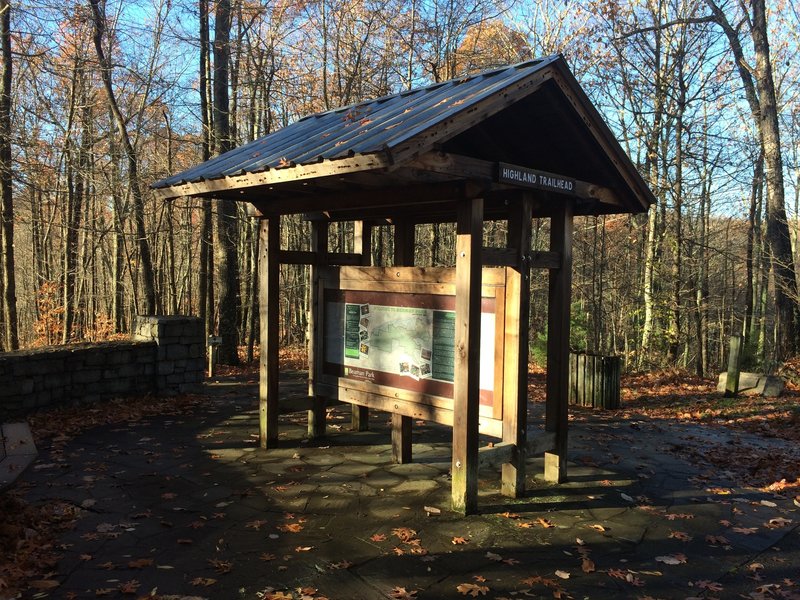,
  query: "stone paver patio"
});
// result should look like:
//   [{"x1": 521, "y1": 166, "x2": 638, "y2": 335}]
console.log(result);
[{"x1": 9, "y1": 375, "x2": 800, "y2": 599}]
